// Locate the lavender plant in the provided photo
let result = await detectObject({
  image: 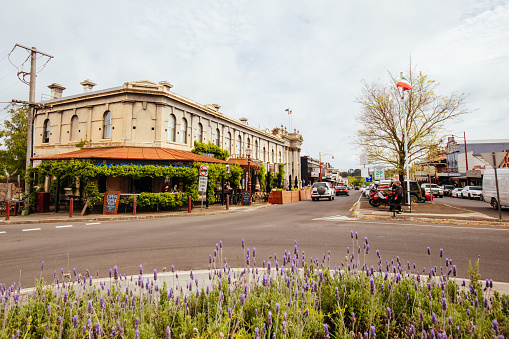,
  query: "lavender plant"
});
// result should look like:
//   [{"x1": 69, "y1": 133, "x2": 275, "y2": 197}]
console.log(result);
[{"x1": 0, "y1": 232, "x2": 508, "y2": 338}]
